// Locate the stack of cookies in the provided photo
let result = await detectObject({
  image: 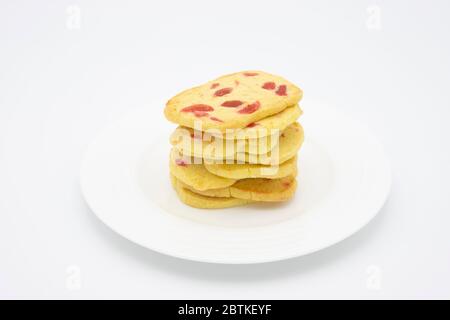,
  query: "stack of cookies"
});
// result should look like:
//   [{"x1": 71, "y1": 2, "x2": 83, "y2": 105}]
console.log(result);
[{"x1": 164, "y1": 71, "x2": 304, "y2": 209}]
